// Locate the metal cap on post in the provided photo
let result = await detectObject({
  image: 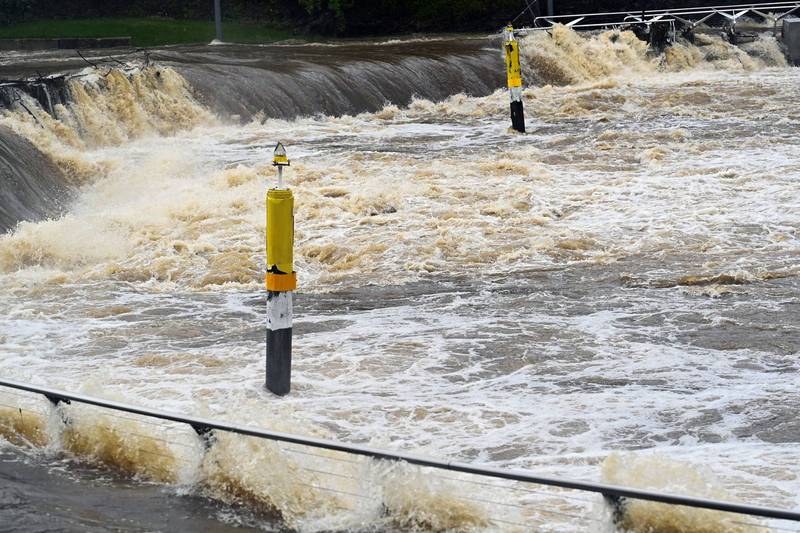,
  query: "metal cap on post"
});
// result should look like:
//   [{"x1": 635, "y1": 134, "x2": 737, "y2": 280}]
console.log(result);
[
  {"x1": 273, "y1": 142, "x2": 288, "y2": 166},
  {"x1": 266, "y1": 142, "x2": 296, "y2": 396}
]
